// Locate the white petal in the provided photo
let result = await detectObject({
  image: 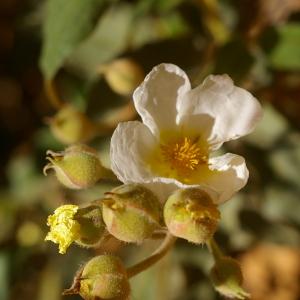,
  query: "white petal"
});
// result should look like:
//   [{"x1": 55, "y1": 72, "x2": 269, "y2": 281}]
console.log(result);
[
  {"x1": 139, "y1": 177, "x2": 219, "y2": 204},
  {"x1": 133, "y1": 63, "x2": 191, "y2": 136},
  {"x1": 204, "y1": 153, "x2": 249, "y2": 204},
  {"x1": 177, "y1": 74, "x2": 263, "y2": 149},
  {"x1": 110, "y1": 121, "x2": 158, "y2": 183}
]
